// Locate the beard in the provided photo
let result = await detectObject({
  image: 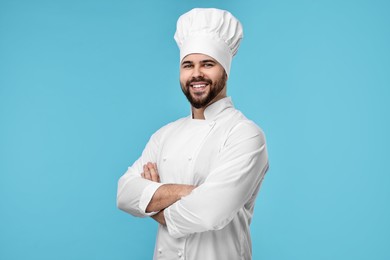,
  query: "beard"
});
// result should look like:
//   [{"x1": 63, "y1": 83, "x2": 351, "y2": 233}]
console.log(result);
[{"x1": 181, "y1": 73, "x2": 227, "y2": 109}]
